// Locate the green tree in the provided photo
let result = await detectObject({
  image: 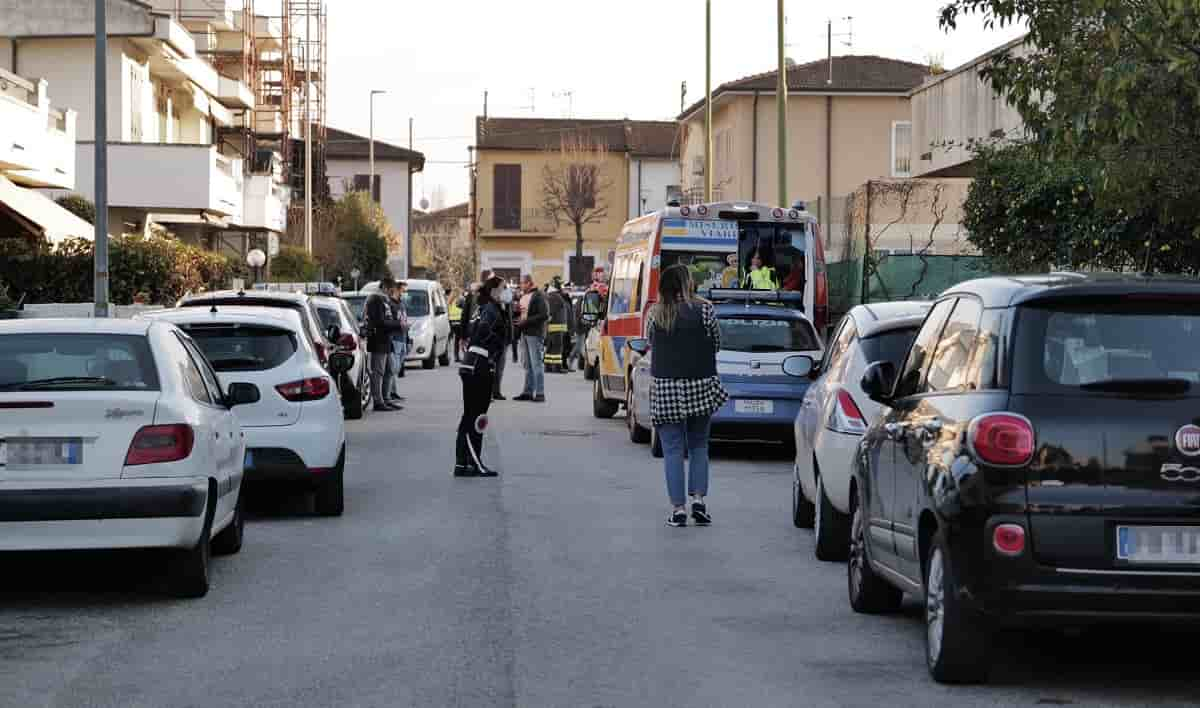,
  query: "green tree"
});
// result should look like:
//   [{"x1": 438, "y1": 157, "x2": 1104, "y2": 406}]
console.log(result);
[
  {"x1": 325, "y1": 191, "x2": 391, "y2": 284},
  {"x1": 271, "y1": 245, "x2": 322, "y2": 281},
  {"x1": 54, "y1": 194, "x2": 96, "y2": 224},
  {"x1": 940, "y1": 1, "x2": 1200, "y2": 261}
]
